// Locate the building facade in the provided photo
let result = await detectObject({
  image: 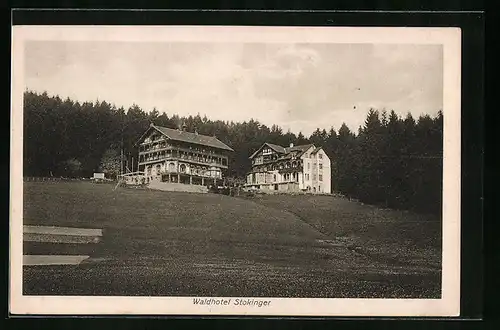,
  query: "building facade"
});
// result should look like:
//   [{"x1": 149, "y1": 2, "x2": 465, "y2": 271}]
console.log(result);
[
  {"x1": 245, "y1": 143, "x2": 331, "y2": 194},
  {"x1": 135, "y1": 124, "x2": 233, "y2": 186}
]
